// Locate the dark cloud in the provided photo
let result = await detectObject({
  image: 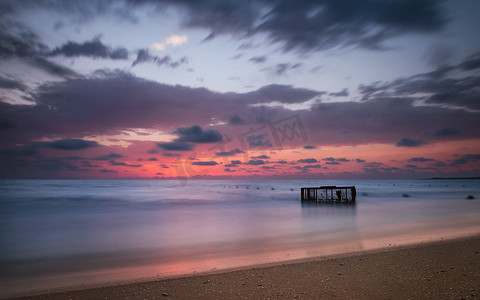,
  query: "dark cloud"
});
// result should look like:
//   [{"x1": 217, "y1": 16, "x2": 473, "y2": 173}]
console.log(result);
[
  {"x1": 302, "y1": 164, "x2": 322, "y2": 170},
  {"x1": 246, "y1": 134, "x2": 273, "y2": 147},
  {"x1": 45, "y1": 139, "x2": 99, "y2": 150},
  {"x1": 215, "y1": 148, "x2": 244, "y2": 156},
  {"x1": 229, "y1": 114, "x2": 245, "y2": 125},
  {"x1": 329, "y1": 89, "x2": 349, "y2": 97},
  {"x1": 31, "y1": 57, "x2": 76, "y2": 77},
  {"x1": 323, "y1": 157, "x2": 350, "y2": 163},
  {"x1": 37, "y1": 158, "x2": 87, "y2": 172},
  {"x1": 191, "y1": 161, "x2": 218, "y2": 166},
  {"x1": 269, "y1": 63, "x2": 302, "y2": 76},
  {"x1": 245, "y1": 84, "x2": 322, "y2": 104},
  {"x1": 0, "y1": 24, "x2": 76, "y2": 77},
  {"x1": 408, "y1": 157, "x2": 435, "y2": 162},
  {"x1": 396, "y1": 138, "x2": 424, "y2": 147},
  {"x1": 225, "y1": 160, "x2": 242, "y2": 167},
  {"x1": 303, "y1": 145, "x2": 316, "y2": 149},
  {"x1": 157, "y1": 142, "x2": 194, "y2": 151},
  {"x1": 252, "y1": 155, "x2": 270, "y2": 159},
  {"x1": 247, "y1": 159, "x2": 265, "y2": 165},
  {"x1": 176, "y1": 125, "x2": 223, "y2": 143},
  {"x1": 459, "y1": 53, "x2": 480, "y2": 71},
  {"x1": 92, "y1": 153, "x2": 124, "y2": 160},
  {"x1": 297, "y1": 158, "x2": 317, "y2": 163},
  {"x1": 435, "y1": 128, "x2": 461, "y2": 136},
  {"x1": 249, "y1": 56, "x2": 267, "y2": 64},
  {"x1": 1, "y1": 0, "x2": 448, "y2": 55},
  {"x1": 50, "y1": 37, "x2": 129, "y2": 60},
  {"x1": 132, "y1": 49, "x2": 187, "y2": 68},
  {"x1": 451, "y1": 154, "x2": 480, "y2": 166},
  {"x1": 153, "y1": 0, "x2": 446, "y2": 53},
  {"x1": 109, "y1": 161, "x2": 142, "y2": 167},
  {"x1": 1, "y1": 62, "x2": 479, "y2": 161},
  {"x1": 261, "y1": 165, "x2": 276, "y2": 170},
  {"x1": 0, "y1": 76, "x2": 27, "y2": 91},
  {"x1": 101, "y1": 169, "x2": 118, "y2": 173},
  {"x1": 359, "y1": 53, "x2": 480, "y2": 111},
  {"x1": 356, "y1": 159, "x2": 366, "y2": 163},
  {"x1": 163, "y1": 152, "x2": 181, "y2": 157}
]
